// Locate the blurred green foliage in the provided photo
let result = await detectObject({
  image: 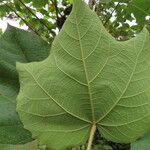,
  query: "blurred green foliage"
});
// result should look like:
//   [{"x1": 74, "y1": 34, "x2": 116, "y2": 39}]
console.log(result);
[
  {"x1": 96, "y1": 0, "x2": 150, "y2": 40},
  {"x1": 0, "y1": 0, "x2": 149, "y2": 42},
  {"x1": 0, "y1": 0, "x2": 72, "y2": 42}
]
